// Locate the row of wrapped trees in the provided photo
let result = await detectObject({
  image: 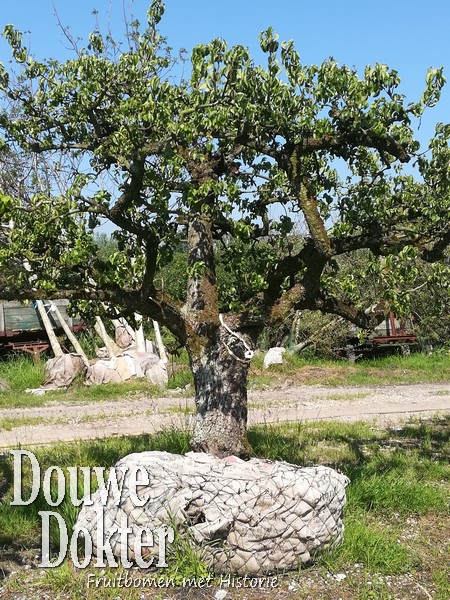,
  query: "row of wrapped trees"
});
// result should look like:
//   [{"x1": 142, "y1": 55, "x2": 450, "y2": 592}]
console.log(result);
[{"x1": 0, "y1": 1, "x2": 449, "y2": 456}]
